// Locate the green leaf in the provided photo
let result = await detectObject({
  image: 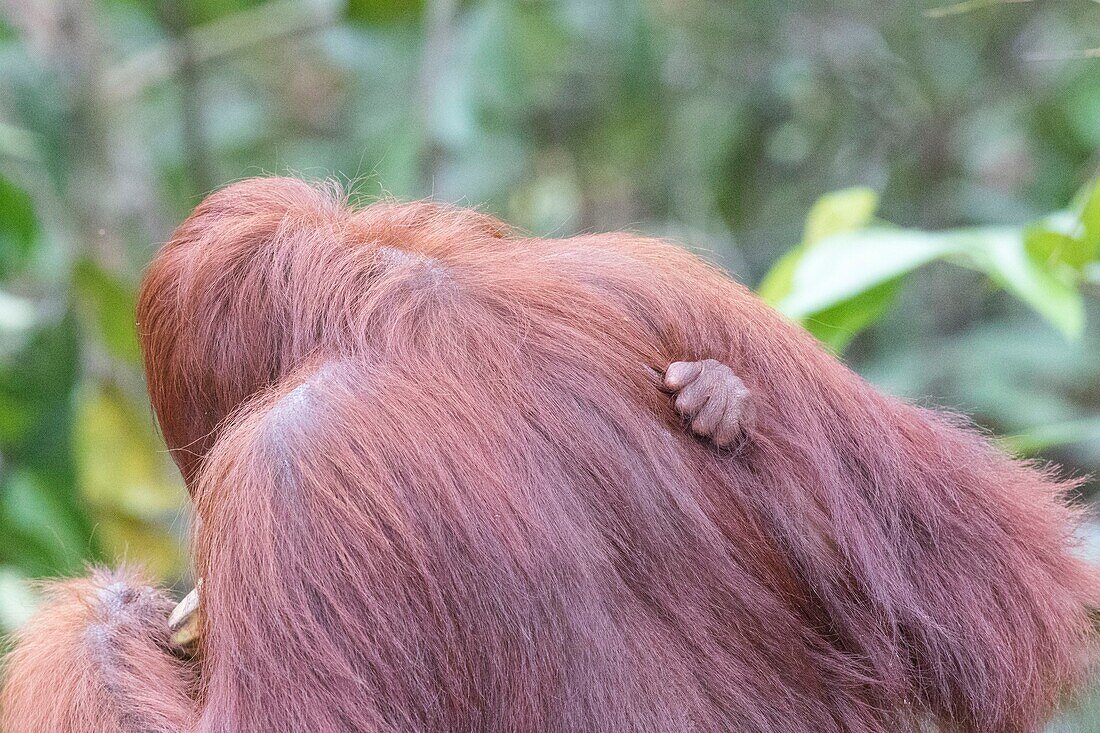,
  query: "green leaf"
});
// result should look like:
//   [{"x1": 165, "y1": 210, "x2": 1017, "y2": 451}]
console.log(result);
[
  {"x1": 0, "y1": 471, "x2": 89, "y2": 575},
  {"x1": 75, "y1": 381, "x2": 184, "y2": 518},
  {"x1": 74, "y1": 381, "x2": 187, "y2": 579},
  {"x1": 775, "y1": 228, "x2": 957, "y2": 318},
  {"x1": 1072, "y1": 179, "x2": 1100, "y2": 268},
  {"x1": 1078, "y1": 179, "x2": 1100, "y2": 243},
  {"x1": 1023, "y1": 180, "x2": 1100, "y2": 272},
  {"x1": 346, "y1": 0, "x2": 424, "y2": 24},
  {"x1": 802, "y1": 280, "x2": 902, "y2": 352},
  {"x1": 802, "y1": 187, "x2": 879, "y2": 245},
  {"x1": 1001, "y1": 416, "x2": 1100, "y2": 454},
  {"x1": 757, "y1": 247, "x2": 802, "y2": 305},
  {"x1": 0, "y1": 314, "x2": 91, "y2": 576},
  {"x1": 1024, "y1": 227, "x2": 1089, "y2": 271},
  {"x1": 767, "y1": 213, "x2": 1085, "y2": 348},
  {"x1": 0, "y1": 568, "x2": 37, "y2": 633},
  {"x1": 72, "y1": 259, "x2": 142, "y2": 364},
  {"x1": 759, "y1": 187, "x2": 880, "y2": 304},
  {"x1": 959, "y1": 229, "x2": 1085, "y2": 339},
  {"x1": 0, "y1": 175, "x2": 39, "y2": 279}
]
